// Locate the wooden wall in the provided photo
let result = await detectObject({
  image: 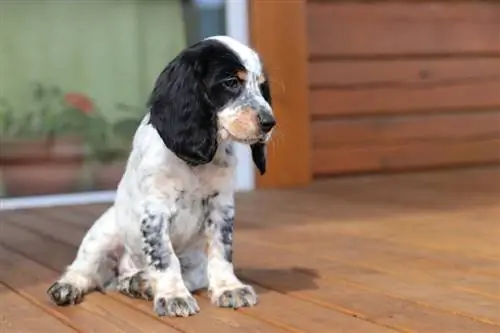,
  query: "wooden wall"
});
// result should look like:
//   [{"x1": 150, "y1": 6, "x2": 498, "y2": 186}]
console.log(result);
[{"x1": 308, "y1": 1, "x2": 500, "y2": 176}]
